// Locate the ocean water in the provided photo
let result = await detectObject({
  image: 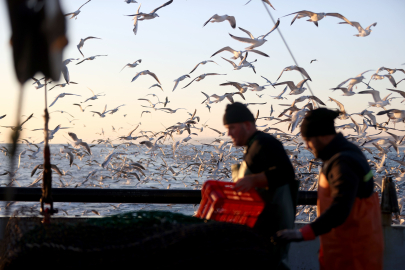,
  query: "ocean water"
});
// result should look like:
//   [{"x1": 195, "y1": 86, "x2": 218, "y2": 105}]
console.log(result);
[{"x1": 0, "y1": 143, "x2": 404, "y2": 221}]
